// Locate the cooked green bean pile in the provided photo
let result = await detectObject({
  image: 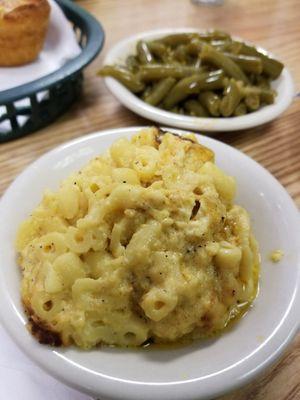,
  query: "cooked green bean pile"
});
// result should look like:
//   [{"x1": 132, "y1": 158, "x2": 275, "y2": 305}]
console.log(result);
[{"x1": 98, "y1": 31, "x2": 284, "y2": 118}]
